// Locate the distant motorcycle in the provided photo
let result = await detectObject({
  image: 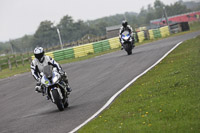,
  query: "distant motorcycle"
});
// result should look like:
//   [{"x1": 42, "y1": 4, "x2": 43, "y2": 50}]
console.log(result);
[
  {"x1": 120, "y1": 30, "x2": 134, "y2": 55},
  {"x1": 40, "y1": 65, "x2": 69, "y2": 111}
]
